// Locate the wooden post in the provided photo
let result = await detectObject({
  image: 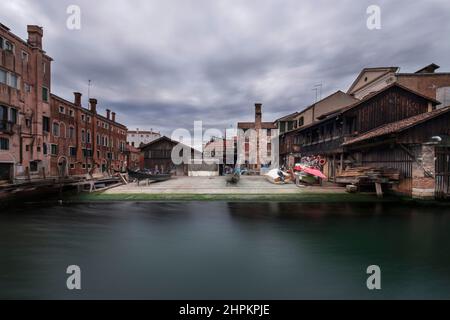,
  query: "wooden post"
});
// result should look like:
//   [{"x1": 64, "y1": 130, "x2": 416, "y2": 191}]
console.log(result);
[
  {"x1": 340, "y1": 153, "x2": 344, "y2": 174},
  {"x1": 375, "y1": 182, "x2": 383, "y2": 198}
]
